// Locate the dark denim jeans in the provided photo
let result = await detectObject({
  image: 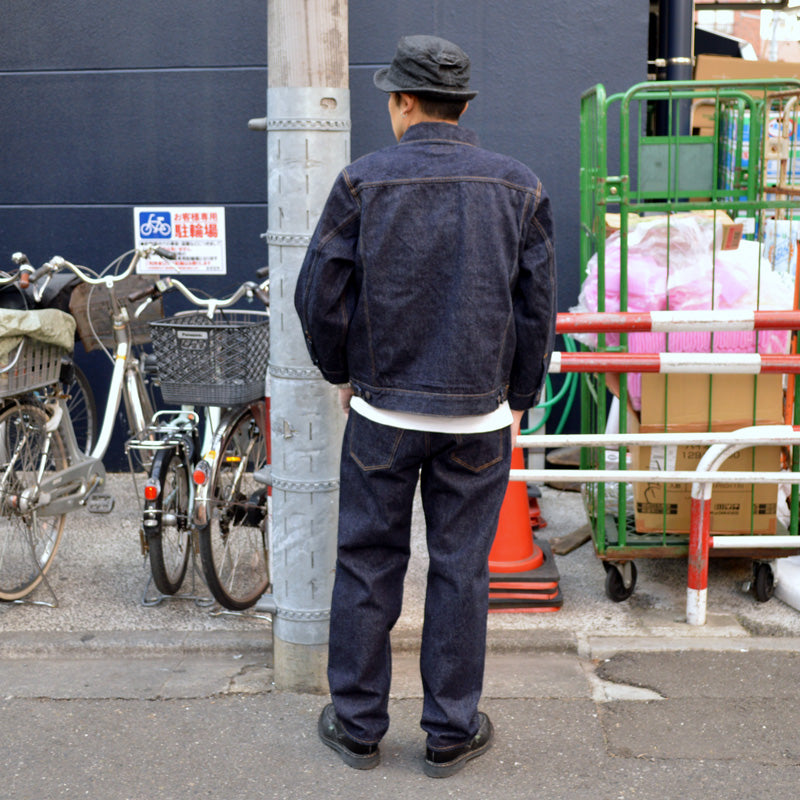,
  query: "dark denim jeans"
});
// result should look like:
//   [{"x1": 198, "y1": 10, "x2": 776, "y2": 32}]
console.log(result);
[{"x1": 328, "y1": 411, "x2": 511, "y2": 750}]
